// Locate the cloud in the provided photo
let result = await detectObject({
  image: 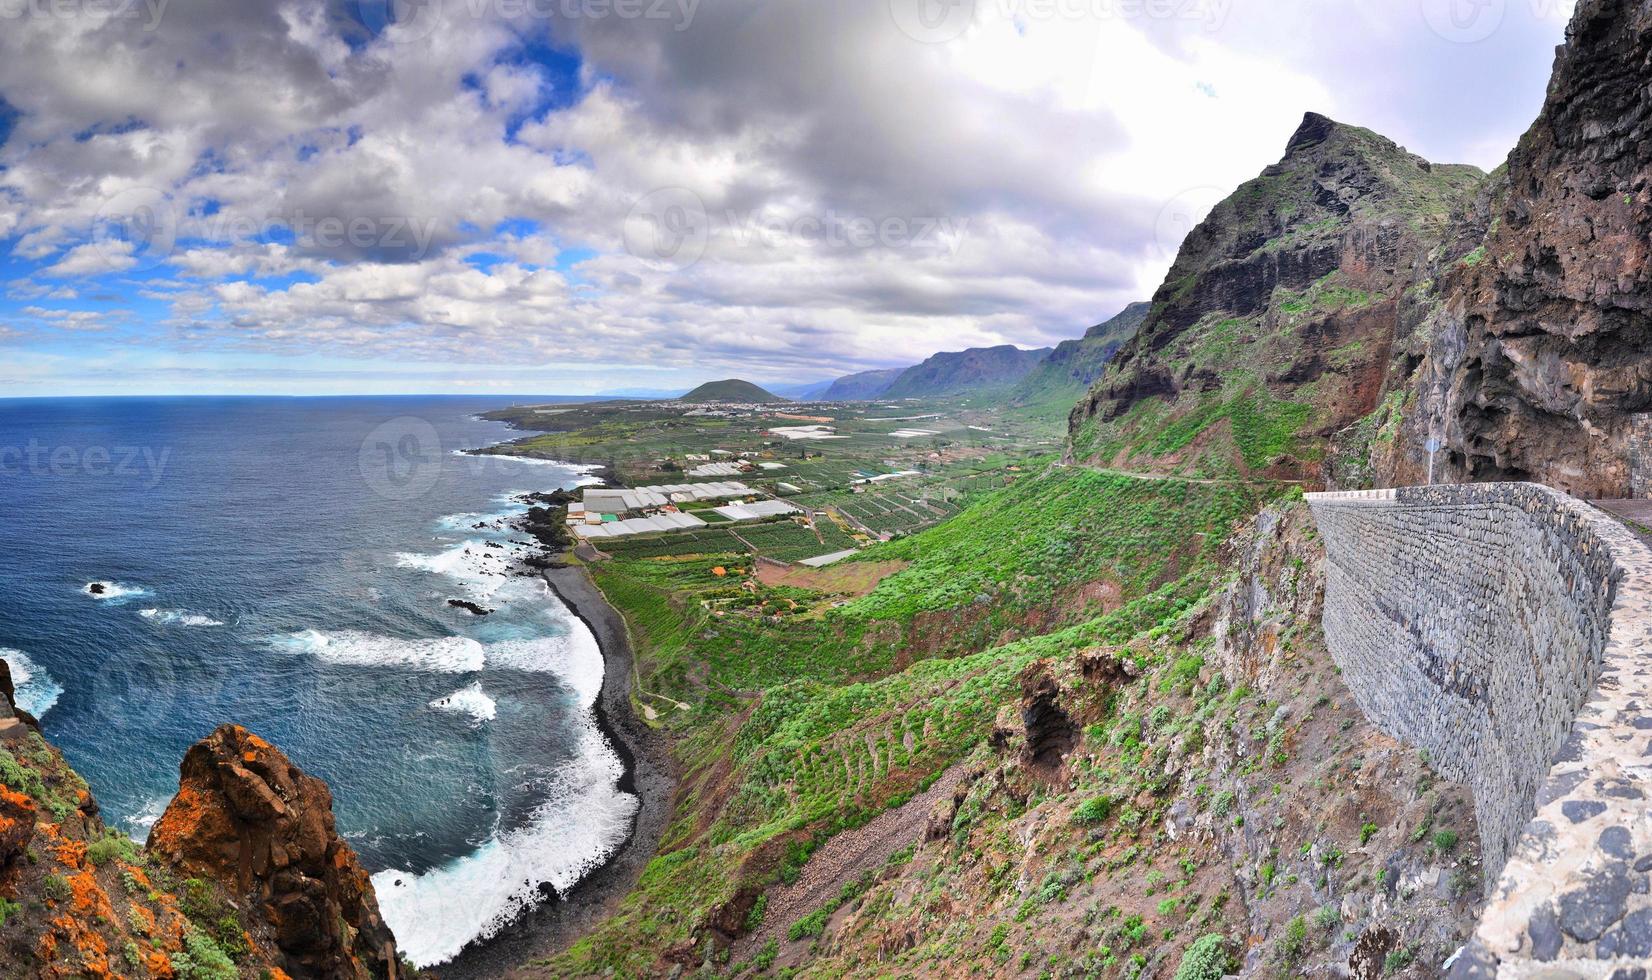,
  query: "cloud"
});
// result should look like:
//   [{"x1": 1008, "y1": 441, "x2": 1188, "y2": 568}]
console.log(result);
[
  {"x1": 39, "y1": 240, "x2": 137, "y2": 278},
  {"x1": 0, "y1": 0, "x2": 1573, "y2": 390}
]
